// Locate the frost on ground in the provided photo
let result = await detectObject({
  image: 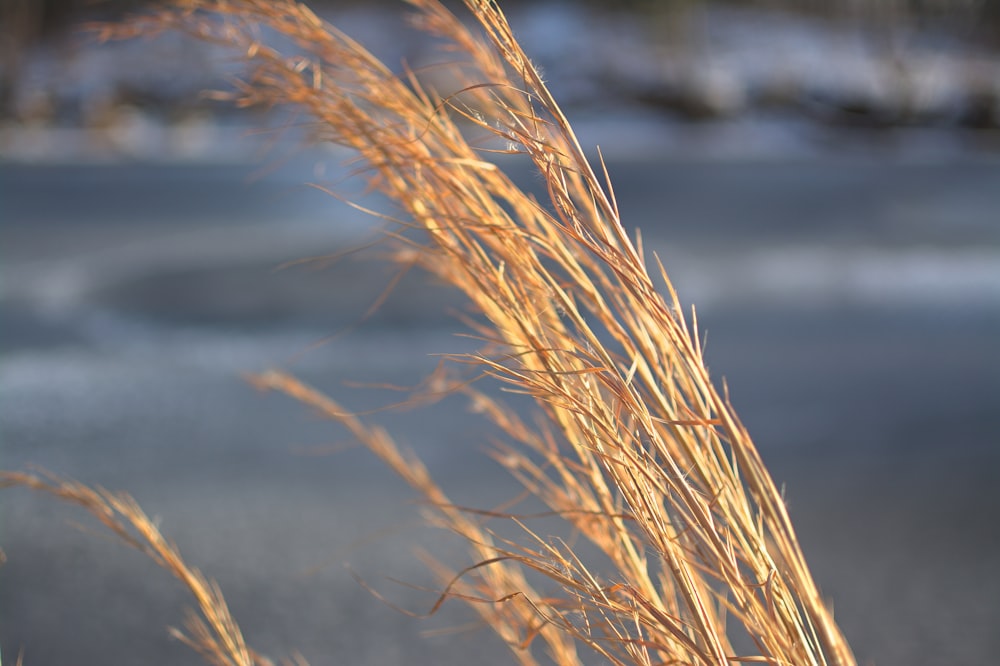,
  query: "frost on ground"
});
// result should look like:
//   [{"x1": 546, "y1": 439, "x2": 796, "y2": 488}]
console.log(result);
[{"x1": 2, "y1": 3, "x2": 1000, "y2": 163}]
